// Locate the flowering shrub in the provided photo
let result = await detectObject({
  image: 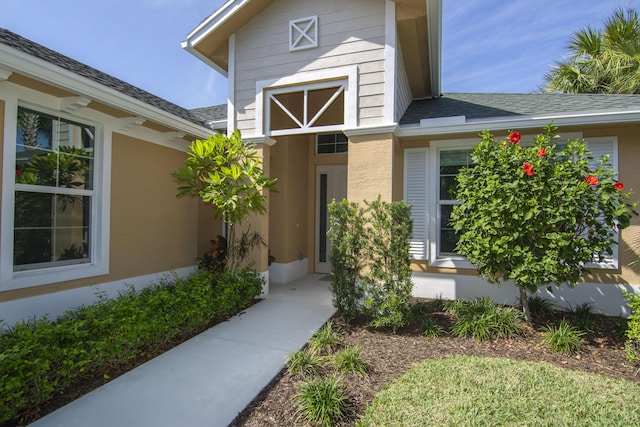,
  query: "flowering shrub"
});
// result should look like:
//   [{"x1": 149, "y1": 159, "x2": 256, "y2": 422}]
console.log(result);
[{"x1": 451, "y1": 123, "x2": 637, "y2": 324}]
